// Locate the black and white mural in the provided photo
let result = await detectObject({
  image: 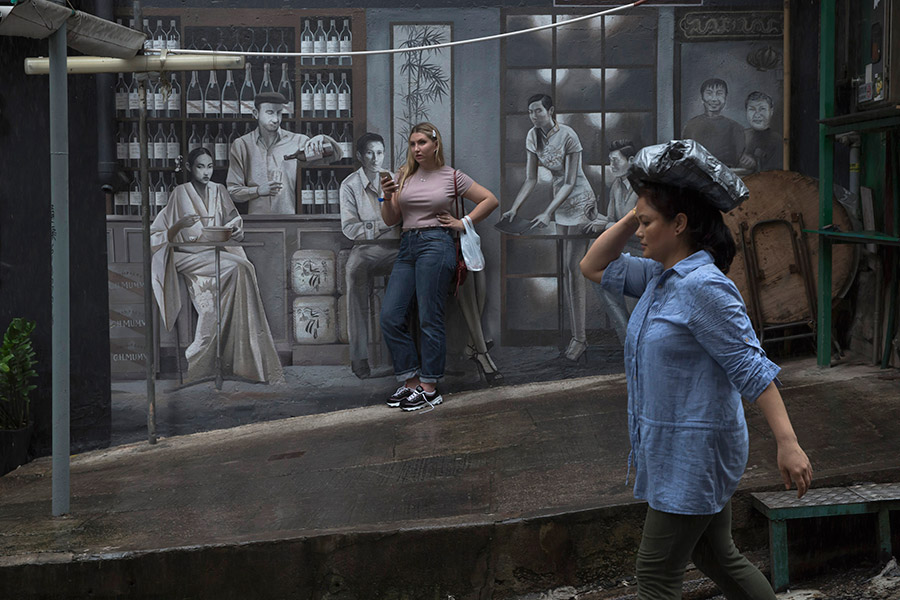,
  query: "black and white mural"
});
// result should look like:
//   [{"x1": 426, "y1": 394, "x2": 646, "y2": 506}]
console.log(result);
[{"x1": 106, "y1": 4, "x2": 785, "y2": 397}]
